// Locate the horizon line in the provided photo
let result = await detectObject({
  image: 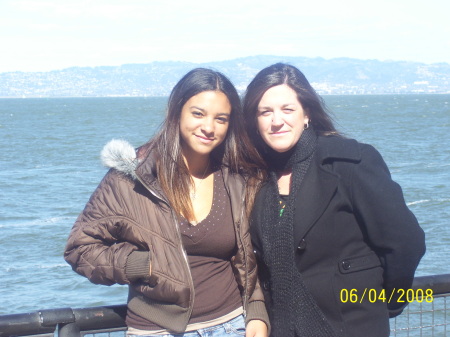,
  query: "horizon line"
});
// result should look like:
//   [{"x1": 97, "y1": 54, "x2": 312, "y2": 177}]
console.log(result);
[{"x1": 2, "y1": 55, "x2": 449, "y2": 75}]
